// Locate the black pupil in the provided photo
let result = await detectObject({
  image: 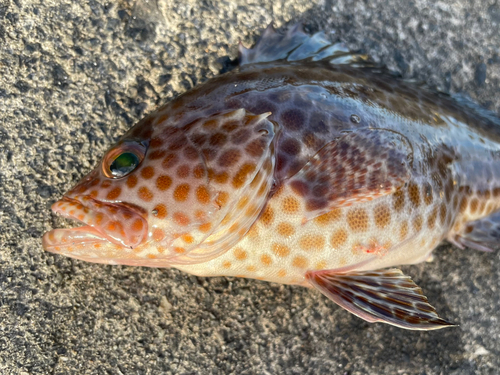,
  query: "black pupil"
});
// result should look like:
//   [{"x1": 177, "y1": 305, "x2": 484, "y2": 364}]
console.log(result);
[{"x1": 110, "y1": 152, "x2": 139, "y2": 177}]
